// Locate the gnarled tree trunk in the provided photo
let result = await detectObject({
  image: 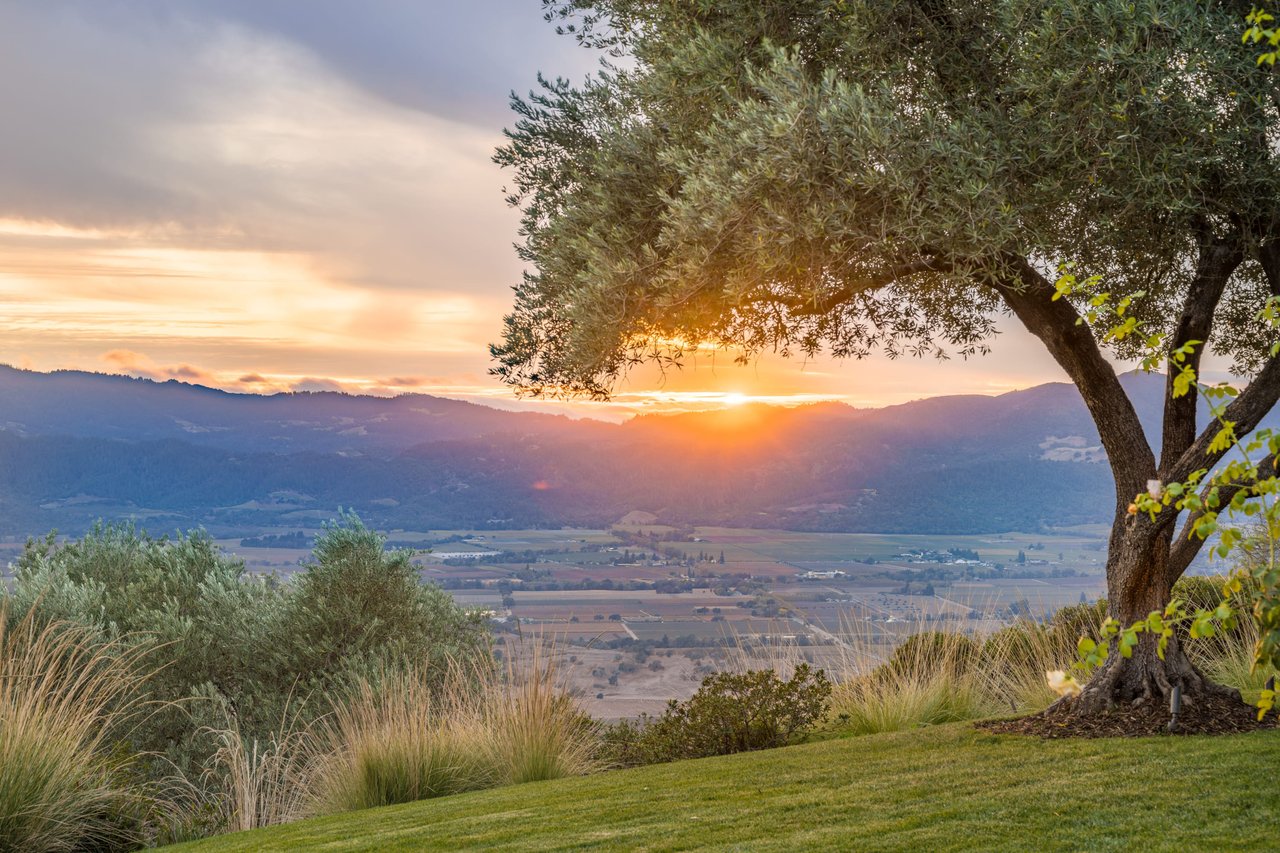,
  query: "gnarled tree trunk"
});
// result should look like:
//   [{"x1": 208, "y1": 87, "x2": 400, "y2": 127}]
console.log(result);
[
  {"x1": 990, "y1": 242, "x2": 1268, "y2": 716},
  {"x1": 1072, "y1": 512, "x2": 1241, "y2": 713}
]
